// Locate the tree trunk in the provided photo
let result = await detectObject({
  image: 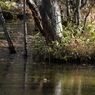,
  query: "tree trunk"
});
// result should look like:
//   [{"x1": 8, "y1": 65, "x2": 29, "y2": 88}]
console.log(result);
[
  {"x1": 66, "y1": 0, "x2": 71, "y2": 21},
  {"x1": 0, "y1": 9, "x2": 16, "y2": 54},
  {"x1": 76, "y1": 0, "x2": 81, "y2": 25},
  {"x1": 26, "y1": 0, "x2": 62, "y2": 44}
]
